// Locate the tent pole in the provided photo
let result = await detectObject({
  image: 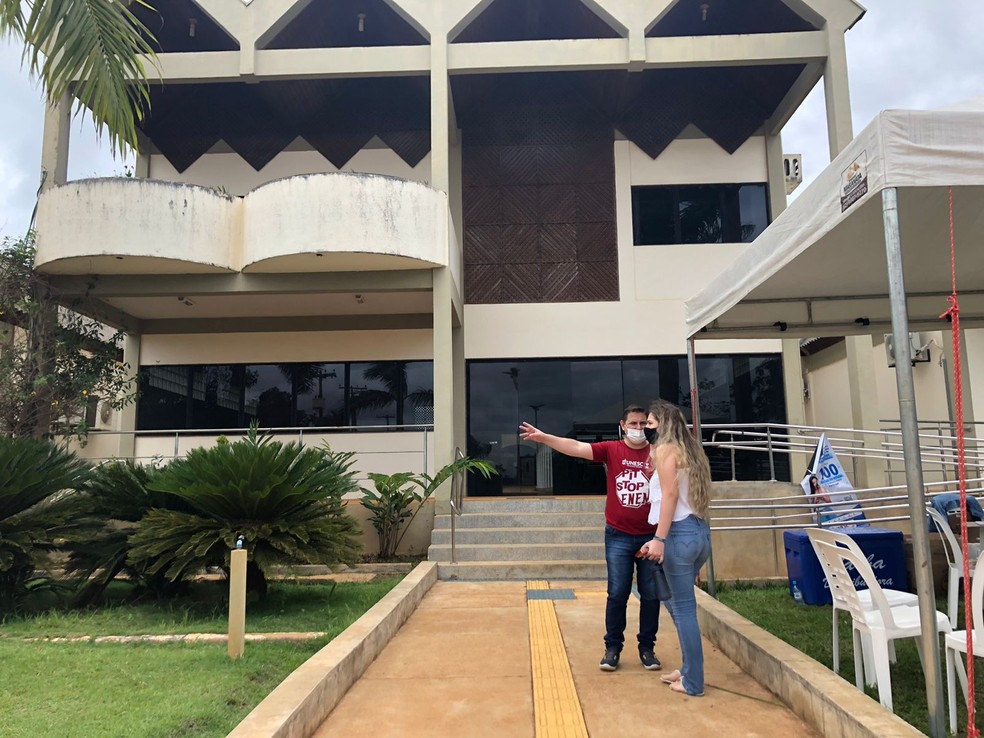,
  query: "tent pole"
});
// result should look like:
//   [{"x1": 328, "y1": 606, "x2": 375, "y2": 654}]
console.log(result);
[
  {"x1": 688, "y1": 338, "x2": 716, "y2": 597},
  {"x1": 883, "y1": 186, "x2": 945, "y2": 737}
]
